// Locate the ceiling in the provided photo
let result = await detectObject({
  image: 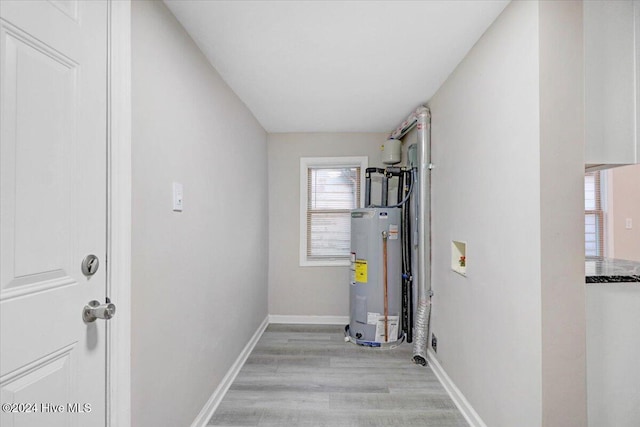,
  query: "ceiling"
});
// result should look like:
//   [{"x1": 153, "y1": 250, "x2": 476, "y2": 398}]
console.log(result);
[{"x1": 164, "y1": 0, "x2": 510, "y2": 133}]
